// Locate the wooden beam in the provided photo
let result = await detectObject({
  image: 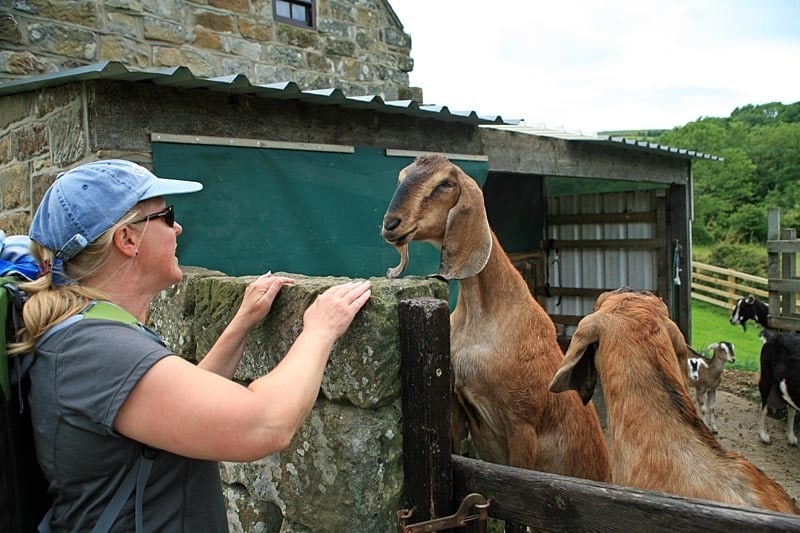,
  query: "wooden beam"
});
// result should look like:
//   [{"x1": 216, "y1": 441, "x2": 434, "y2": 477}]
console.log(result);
[
  {"x1": 545, "y1": 238, "x2": 662, "y2": 250},
  {"x1": 452, "y1": 455, "x2": 800, "y2": 531},
  {"x1": 547, "y1": 212, "x2": 656, "y2": 225}
]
